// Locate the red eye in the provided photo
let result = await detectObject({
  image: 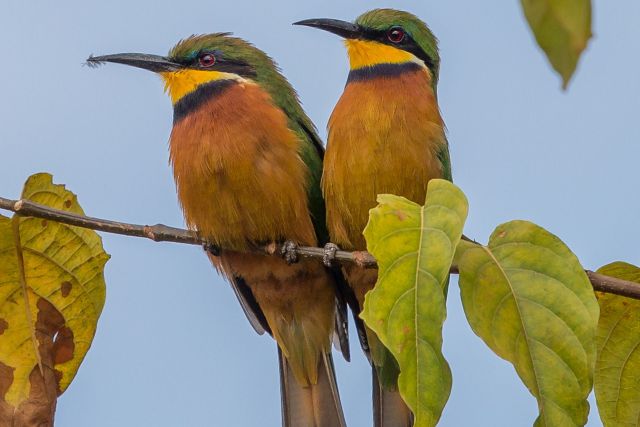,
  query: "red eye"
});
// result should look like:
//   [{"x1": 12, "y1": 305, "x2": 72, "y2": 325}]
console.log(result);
[
  {"x1": 387, "y1": 28, "x2": 406, "y2": 43},
  {"x1": 199, "y1": 53, "x2": 216, "y2": 67}
]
